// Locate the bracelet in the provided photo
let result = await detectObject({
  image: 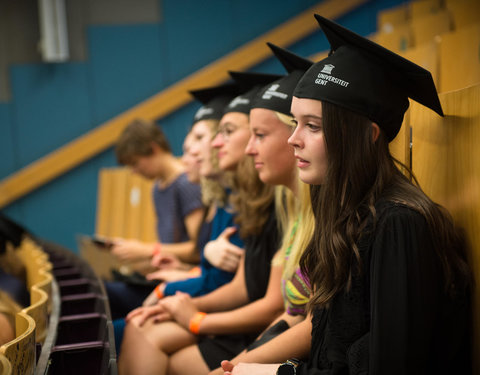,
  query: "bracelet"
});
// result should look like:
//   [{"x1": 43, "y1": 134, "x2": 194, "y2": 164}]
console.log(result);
[
  {"x1": 276, "y1": 358, "x2": 300, "y2": 375},
  {"x1": 154, "y1": 284, "x2": 164, "y2": 299},
  {"x1": 189, "y1": 312, "x2": 207, "y2": 334},
  {"x1": 188, "y1": 266, "x2": 201, "y2": 276},
  {"x1": 152, "y1": 243, "x2": 162, "y2": 256}
]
